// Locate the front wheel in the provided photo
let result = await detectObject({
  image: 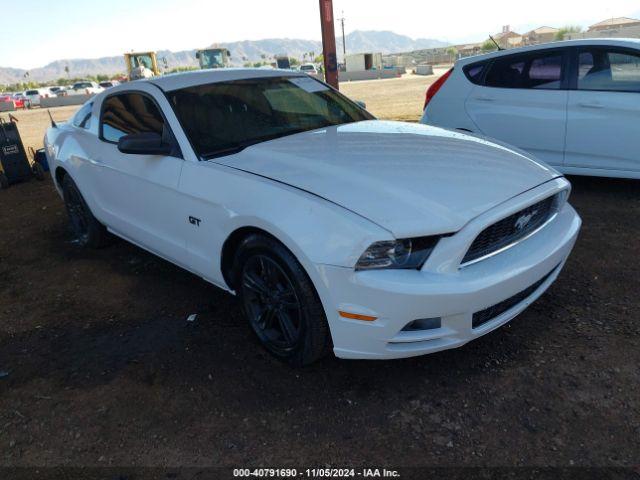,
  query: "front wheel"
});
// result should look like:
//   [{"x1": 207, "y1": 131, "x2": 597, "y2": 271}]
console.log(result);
[{"x1": 235, "y1": 234, "x2": 331, "y2": 366}]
